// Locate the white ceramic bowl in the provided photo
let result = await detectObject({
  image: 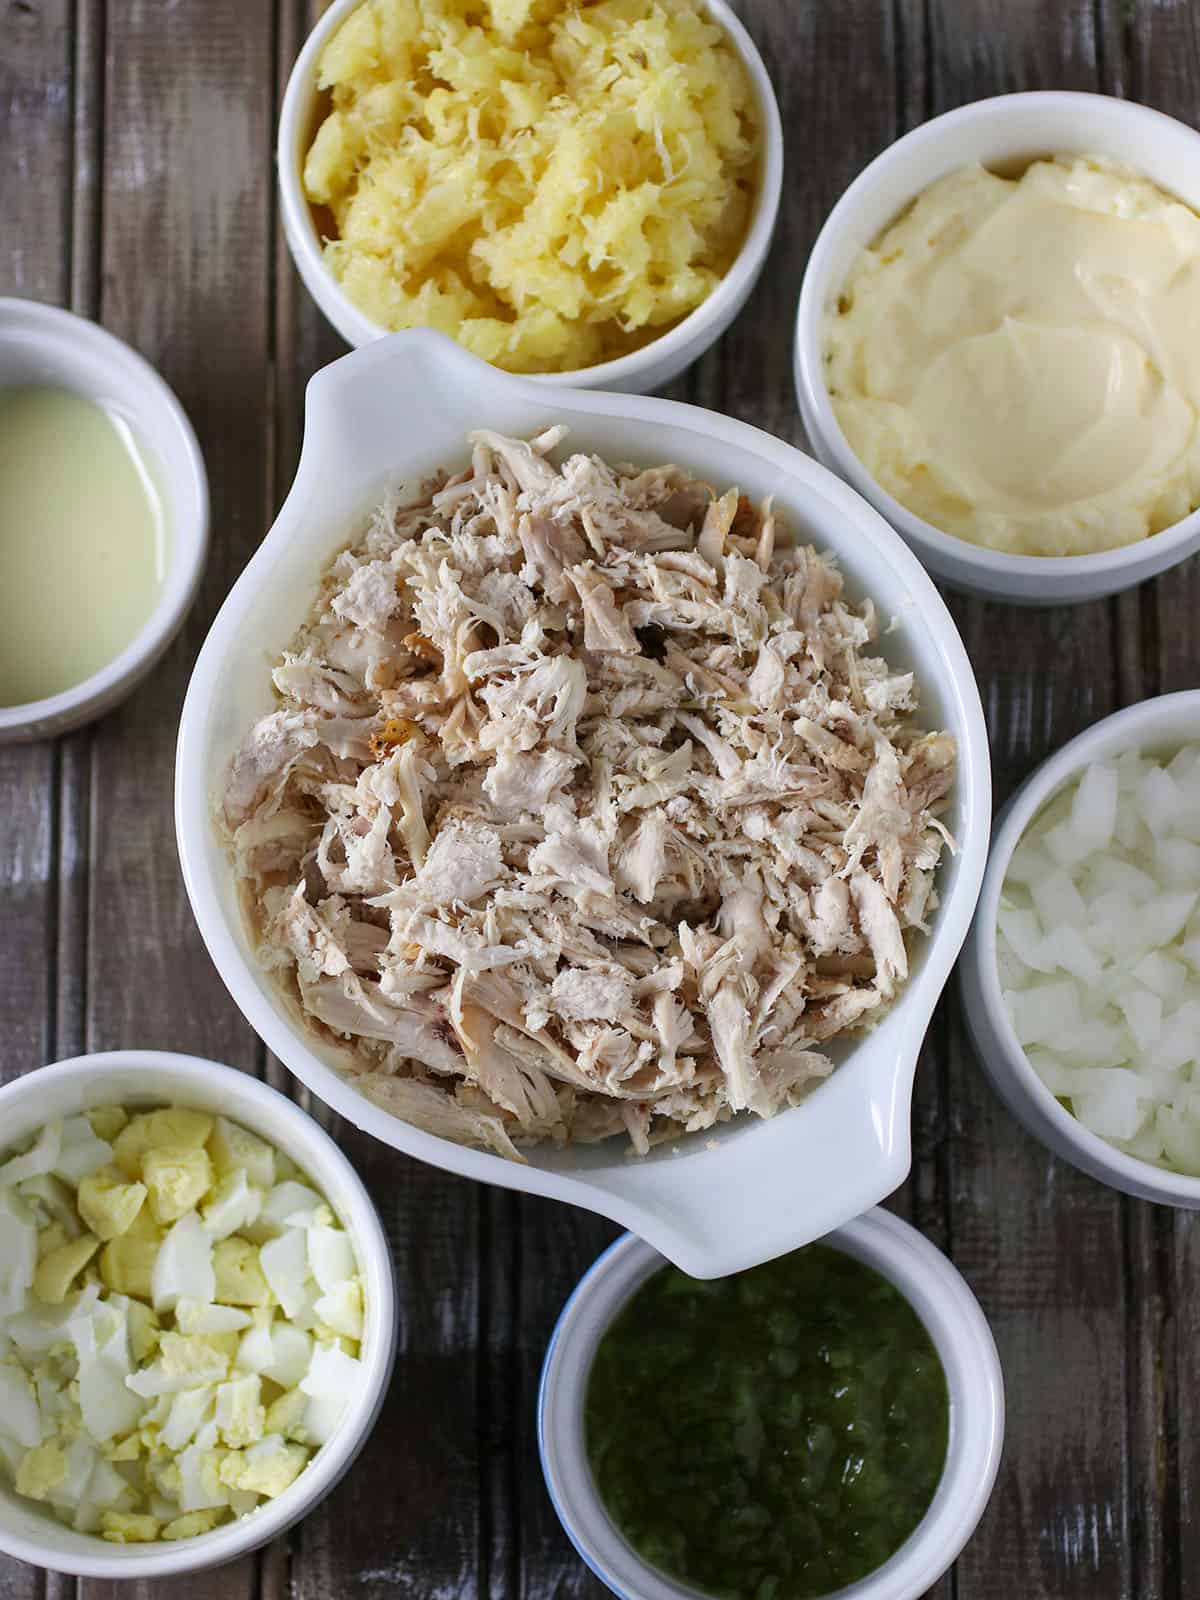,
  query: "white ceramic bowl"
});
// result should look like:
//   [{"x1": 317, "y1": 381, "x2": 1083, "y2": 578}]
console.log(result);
[
  {"x1": 961, "y1": 691, "x2": 1200, "y2": 1205},
  {"x1": 538, "y1": 1214, "x2": 1004, "y2": 1600},
  {"x1": 794, "y1": 91, "x2": 1200, "y2": 606},
  {"x1": 175, "y1": 328, "x2": 990, "y2": 1280},
  {"x1": 0, "y1": 1050, "x2": 396, "y2": 1579},
  {"x1": 277, "y1": 0, "x2": 782, "y2": 394},
  {"x1": 0, "y1": 299, "x2": 209, "y2": 742}
]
